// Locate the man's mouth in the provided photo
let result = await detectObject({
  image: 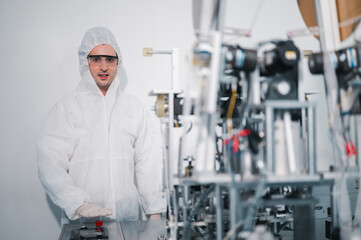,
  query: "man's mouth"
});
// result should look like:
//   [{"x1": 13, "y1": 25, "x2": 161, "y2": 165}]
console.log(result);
[{"x1": 98, "y1": 73, "x2": 109, "y2": 80}]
